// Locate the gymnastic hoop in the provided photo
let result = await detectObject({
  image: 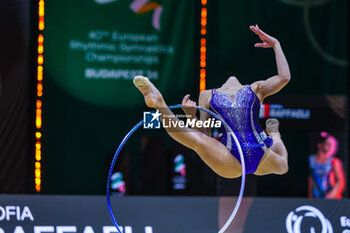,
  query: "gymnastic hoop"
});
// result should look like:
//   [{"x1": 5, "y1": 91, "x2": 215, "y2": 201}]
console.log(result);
[{"x1": 106, "y1": 104, "x2": 246, "y2": 233}]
